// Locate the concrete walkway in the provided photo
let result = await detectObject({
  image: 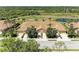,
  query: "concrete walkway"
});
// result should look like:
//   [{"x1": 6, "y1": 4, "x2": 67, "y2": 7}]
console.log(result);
[
  {"x1": 37, "y1": 41, "x2": 79, "y2": 49},
  {"x1": 57, "y1": 33, "x2": 71, "y2": 41},
  {"x1": 17, "y1": 33, "x2": 71, "y2": 41}
]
